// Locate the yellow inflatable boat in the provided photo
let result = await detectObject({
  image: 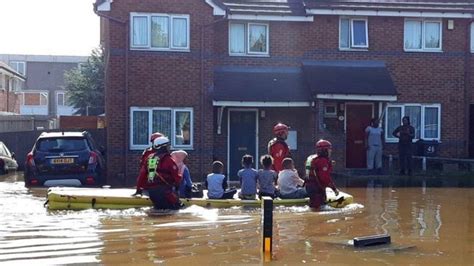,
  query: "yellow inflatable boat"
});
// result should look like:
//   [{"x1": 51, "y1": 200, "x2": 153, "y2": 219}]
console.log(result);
[{"x1": 46, "y1": 187, "x2": 353, "y2": 210}]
